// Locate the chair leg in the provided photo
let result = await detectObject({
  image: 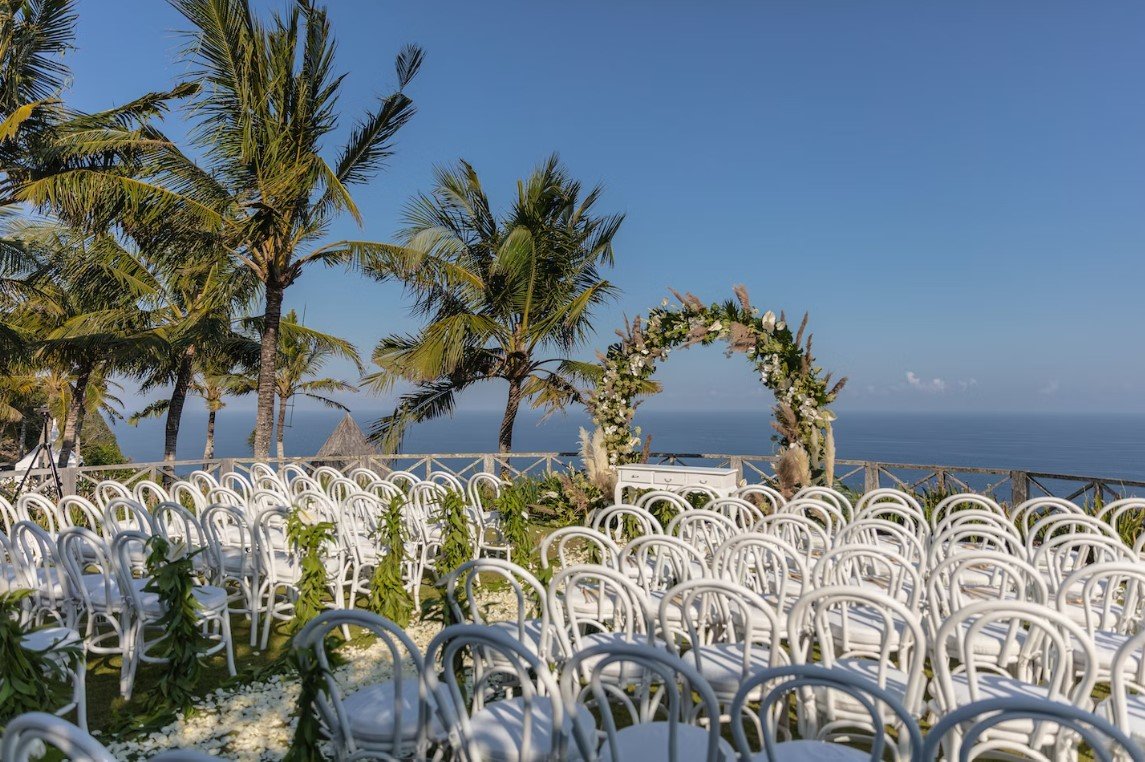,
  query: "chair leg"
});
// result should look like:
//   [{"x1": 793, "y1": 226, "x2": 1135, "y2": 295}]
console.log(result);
[
  {"x1": 219, "y1": 611, "x2": 236, "y2": 677},
  {"x1": 260, "y1": 584, "x2": 276, "y2": 651},
  {"x1": 74, "y1": 653, "x2": 88, "y2": 732}
]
